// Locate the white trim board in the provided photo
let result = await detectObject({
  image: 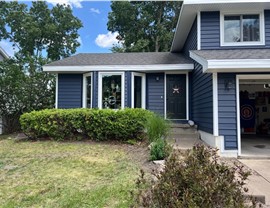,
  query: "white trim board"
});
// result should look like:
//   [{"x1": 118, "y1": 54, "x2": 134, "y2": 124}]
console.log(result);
[
  {"x1": 55, "y1": 74, "x2": 58, "y2": 109},
  {"x1": 43, "y1": 64, "x2": 194, "y2": 73},
  {"x1": 82, "y1": 72, "x2": 93, "y2": 108},
  {"x1": 212, "y1": 73, "x2": 219, "y2": 136},
  {"x1": 190, "y1": 52, "x2": 270, "y2": 73},
  {"x1": 131, "y1": 72, "x2": 146, "y2": 109}
]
